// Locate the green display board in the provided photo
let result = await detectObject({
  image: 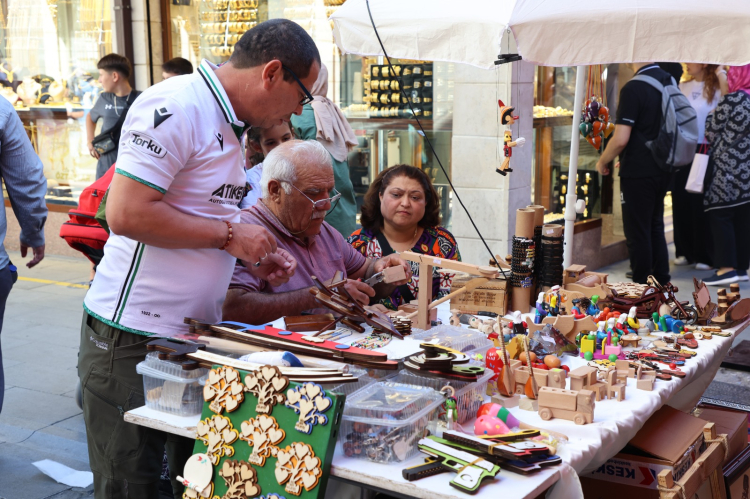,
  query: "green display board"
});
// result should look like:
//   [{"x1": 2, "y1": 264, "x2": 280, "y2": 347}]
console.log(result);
[{"x1": 190, "y1": 365, "x2": 345, "y2": 499}]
